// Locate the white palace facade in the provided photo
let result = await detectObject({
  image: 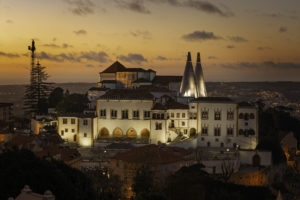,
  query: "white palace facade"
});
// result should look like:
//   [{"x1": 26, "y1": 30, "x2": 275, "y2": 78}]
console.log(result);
[{"x1": 57, "y1": 52, "x2": 259, "y2": 150}]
